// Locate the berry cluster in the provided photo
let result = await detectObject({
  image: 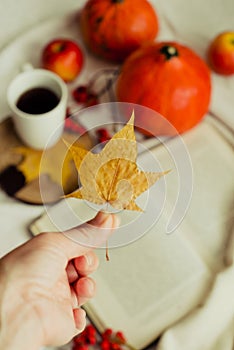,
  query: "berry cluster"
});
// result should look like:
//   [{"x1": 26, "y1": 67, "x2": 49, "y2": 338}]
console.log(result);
[
  {"x1": 72, "y1": 324, "x2": 97, "y2": 350},
  {"x1": 100, "y1": 329, "x2": 126, "y2": 350},
  {"x1": 72, "y1": 68, "x2": 119, "y2": 109},
  {"x1": 72, "y1": 326, "x2": 130, "y2": 350},
  {"x1": 72, "y1": 86, "x2": 99, "y2": 108}
]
